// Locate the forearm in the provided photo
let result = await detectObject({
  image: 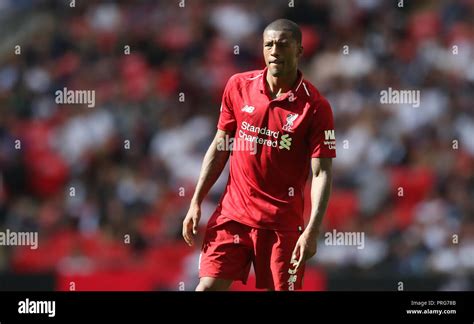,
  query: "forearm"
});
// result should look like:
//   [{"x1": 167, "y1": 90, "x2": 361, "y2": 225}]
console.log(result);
[
  {"x1": 191, "y1": 135, "x2": 230, "y2": 205},
  {"x1": 305, "y1": 170, "x2": 332, "y2": 236}
]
